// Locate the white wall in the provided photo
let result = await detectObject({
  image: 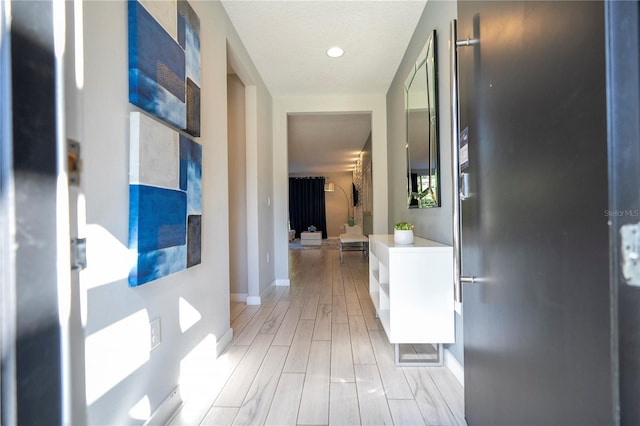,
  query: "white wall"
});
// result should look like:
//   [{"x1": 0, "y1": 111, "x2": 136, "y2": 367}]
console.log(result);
[
  {"x1": 227, "y1": 74, "x2": 248, "y2": 298},
  {"x1": 323, "y1": 172, "x2": 355, "y2": 237},
  {"x1": 386, "y1": 0, "x2": 462, "y2": 364},
  {"x1": 273, "y1": 96, "x2": 388, "y2": 283},
  {"x1": 77, "y1": 2, "x2": 273, "y2": 424},
  {"x1": 254, "y1": 86, "x2": 275, "y2": 298},
  {"x1": 244, "y1": 85, "x2": 275, "y2": 302}
]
